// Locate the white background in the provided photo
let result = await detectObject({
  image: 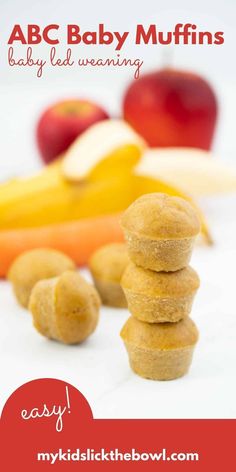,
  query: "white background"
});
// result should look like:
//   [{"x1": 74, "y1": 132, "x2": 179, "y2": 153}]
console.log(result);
[{"x1": 0, "y1": 0, "x2": 236, "y2": 418}]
